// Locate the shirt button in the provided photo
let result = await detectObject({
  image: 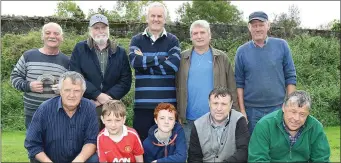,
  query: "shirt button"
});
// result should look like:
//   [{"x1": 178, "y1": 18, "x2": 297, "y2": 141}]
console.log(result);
[
  {"x1": 216, "y1": 156, "x2": 218, "y2": 158},
  {"x1": 221, "y1": 143, "x2": 223, "y2": 145}
]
